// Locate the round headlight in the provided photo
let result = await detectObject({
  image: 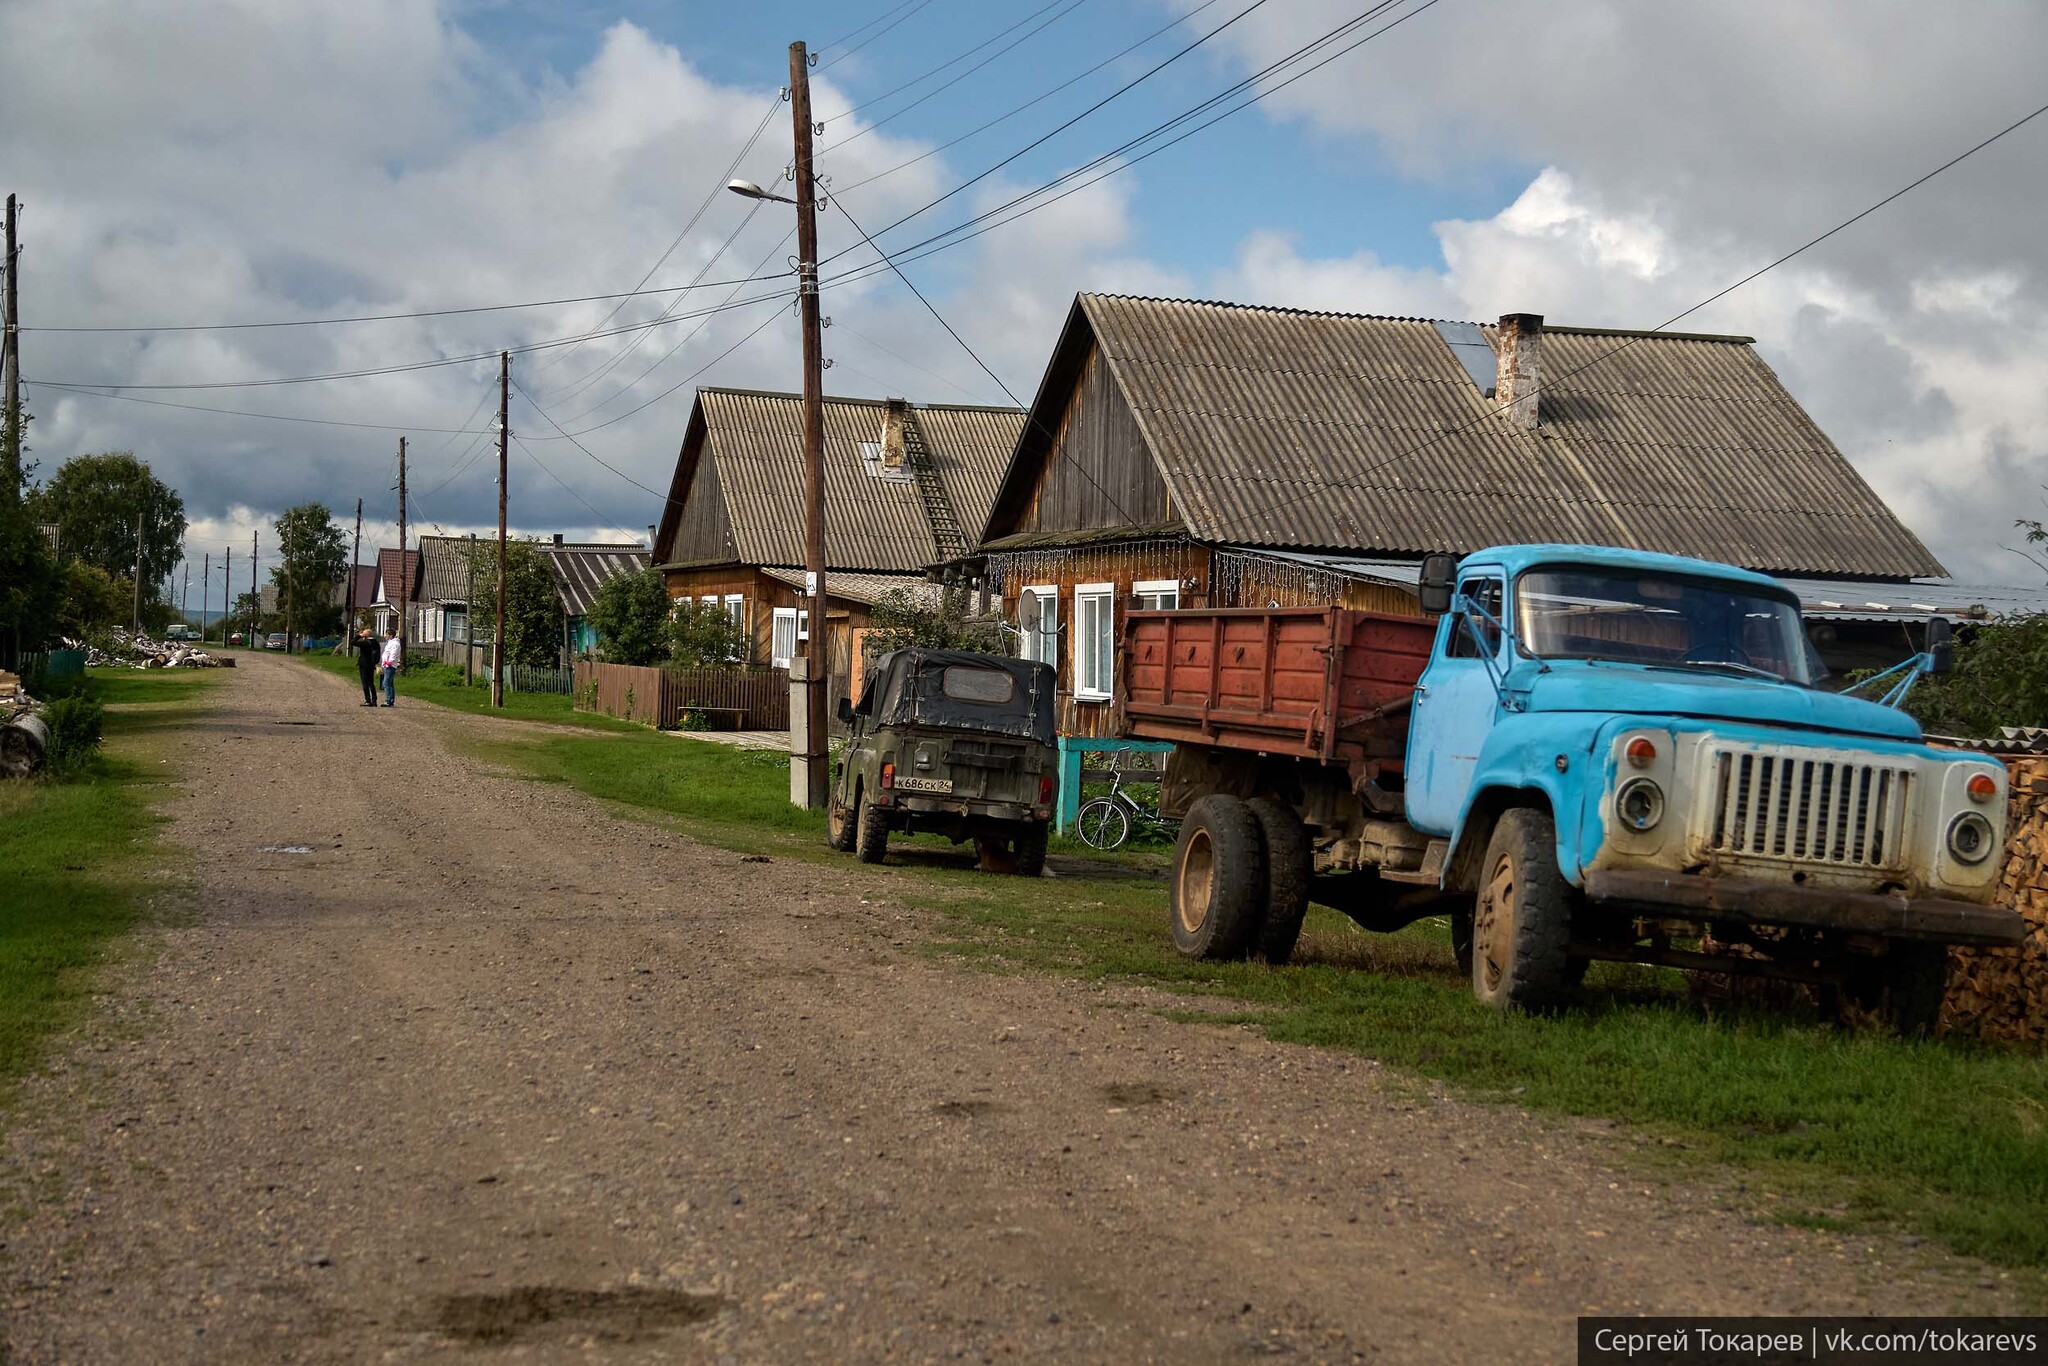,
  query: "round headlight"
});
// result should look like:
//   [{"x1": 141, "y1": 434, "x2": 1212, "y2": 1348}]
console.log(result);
[
  {"x1": 1947, "y1": 811, "x2": 1995, "y2": 865},
  {"x1": 1616, "y1": 777, "x2": 1664, "y2": 833}
]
